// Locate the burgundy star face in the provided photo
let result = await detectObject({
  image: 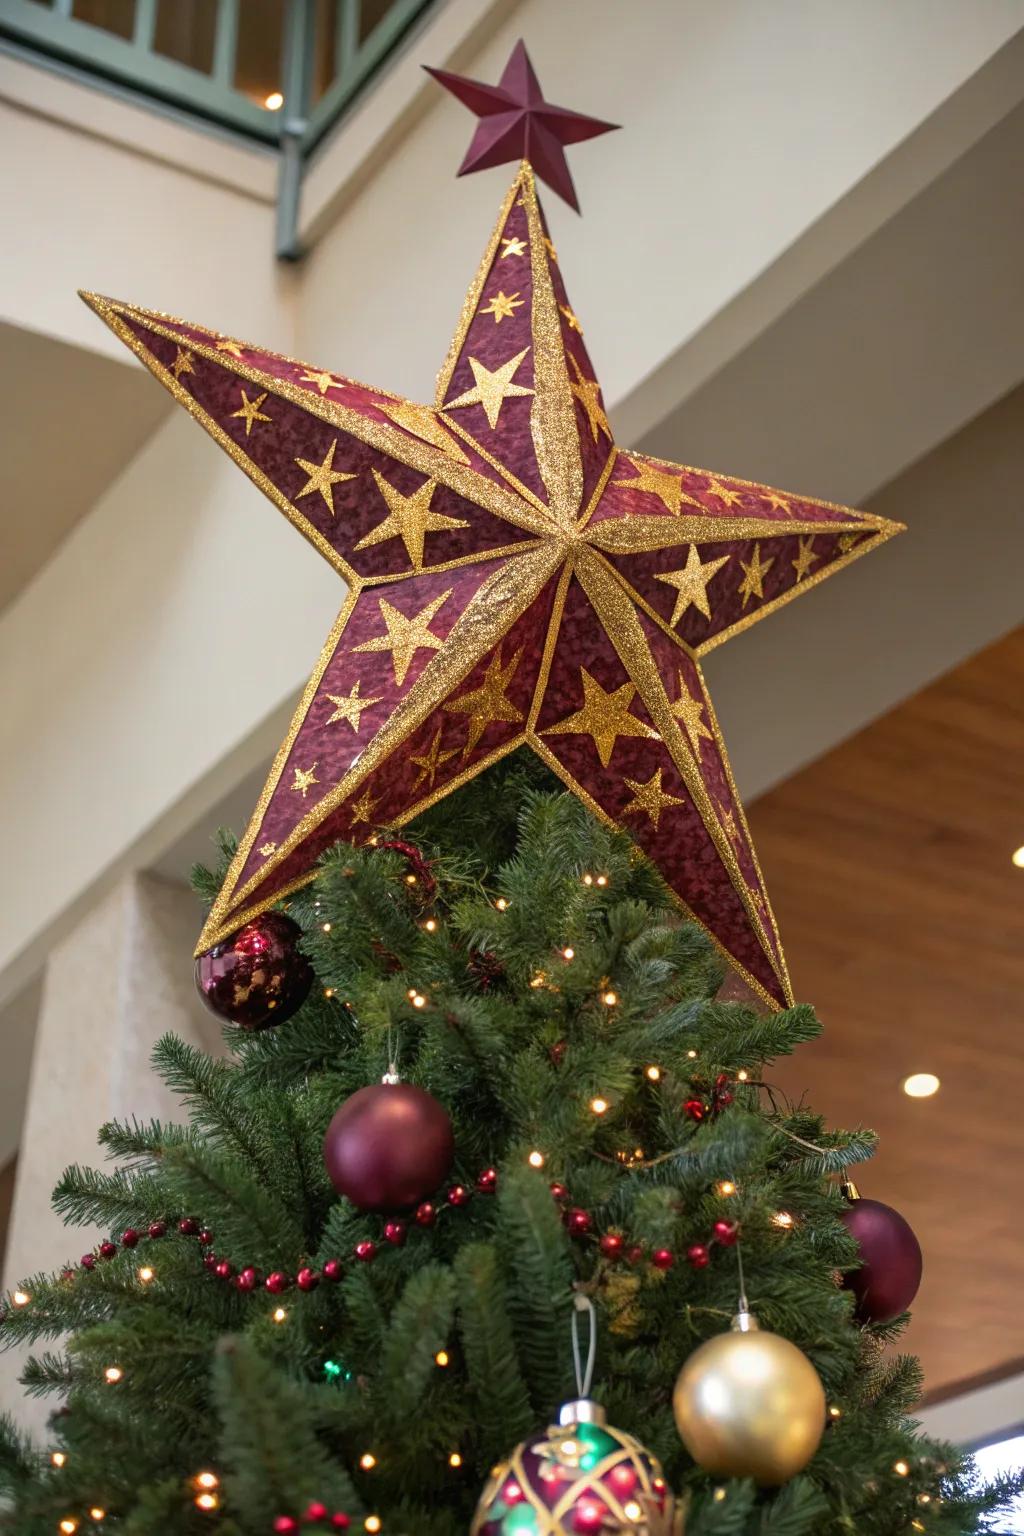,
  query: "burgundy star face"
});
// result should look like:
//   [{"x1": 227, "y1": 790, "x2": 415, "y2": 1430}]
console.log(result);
[
  {"x1": 425, "y1": 39, "x2": 619, "y2": 210},
  {"x1": 85, "y1": 147, "x2": 900, "y2": 1009}
]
